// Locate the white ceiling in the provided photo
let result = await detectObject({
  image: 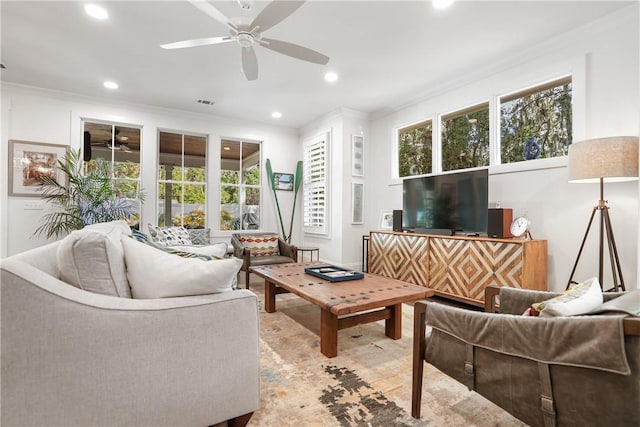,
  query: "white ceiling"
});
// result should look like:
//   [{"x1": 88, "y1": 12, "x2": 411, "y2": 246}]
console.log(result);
[{"x1": 1, "y1": 1, "x2": 633, "y2": 128}]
